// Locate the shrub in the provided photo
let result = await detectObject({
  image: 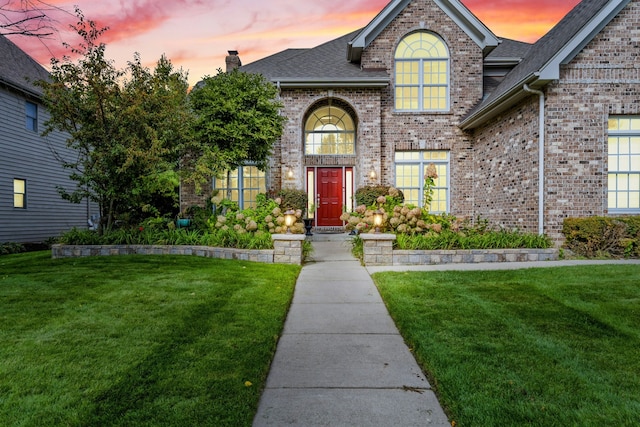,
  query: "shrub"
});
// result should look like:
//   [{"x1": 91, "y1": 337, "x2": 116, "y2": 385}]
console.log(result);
[
  {"x1": 0, "y1": 242, "x2": 26, "y2": 256},
  {"x1": 563, "y1": 216, "x2": 640, "y2": 258},
  {"x1": 273, "y1": 189, "x2": 308, "y2": 215},
  {"x1": 355, "y1": 185, "x2": 404, "y2": 207},
  {"x1": 341, "y1": 187, "x2": 551, "y2": 250}
]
